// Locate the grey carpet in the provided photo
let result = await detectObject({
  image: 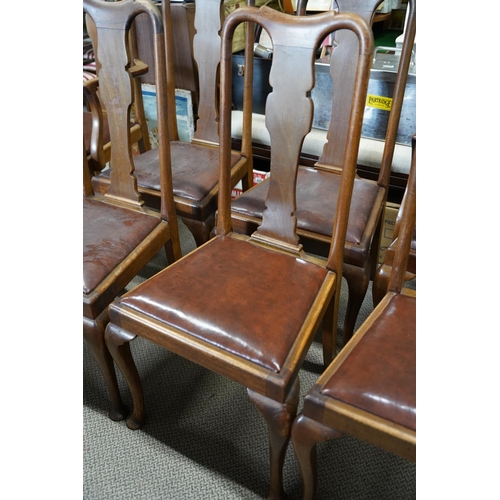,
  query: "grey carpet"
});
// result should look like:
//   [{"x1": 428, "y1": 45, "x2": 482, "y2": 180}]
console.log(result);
[{"x1": 83, "y1": 218, "x2": 416, "y2": 499}]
